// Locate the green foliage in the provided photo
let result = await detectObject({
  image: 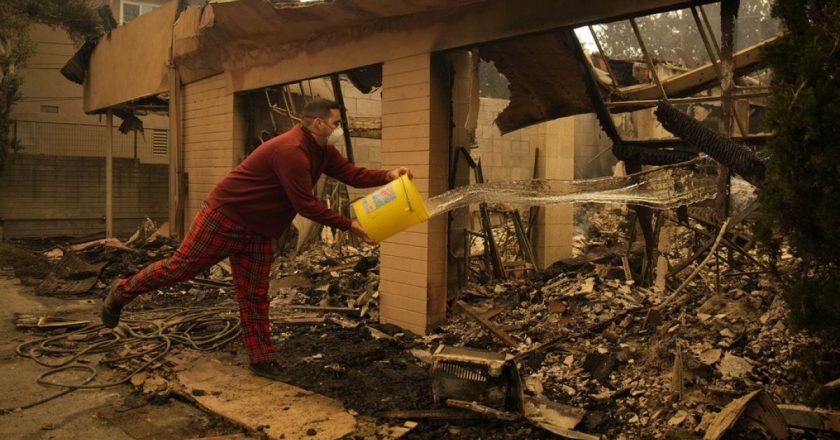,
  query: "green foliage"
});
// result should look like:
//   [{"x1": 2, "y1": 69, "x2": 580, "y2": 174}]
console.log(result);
[
  {"x1": 0, "y1": 73, "x2": 24, "y2": 170},
  {"x1": 0, "y1": 0, "x2": 100, "y2": 171},
  {"x1": 783, "y1": 277, "x2": 840, "y2": 338},
  {"x1": 0, "y1": 0, "x2": 100, "y2": 45},
  {"x1": 760, "y1": 0, "x2": 840, "y2": 334}
]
